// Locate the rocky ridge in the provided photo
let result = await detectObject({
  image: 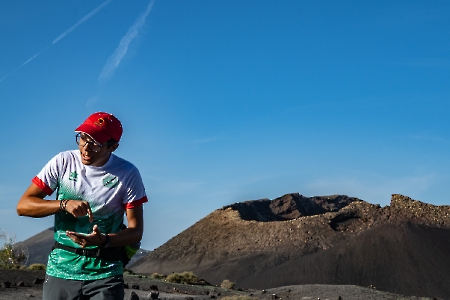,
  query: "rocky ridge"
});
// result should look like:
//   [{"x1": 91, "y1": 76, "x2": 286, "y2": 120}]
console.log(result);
[{"x1": 134, "y1": 194, "x2": 450, "y2": 262}]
